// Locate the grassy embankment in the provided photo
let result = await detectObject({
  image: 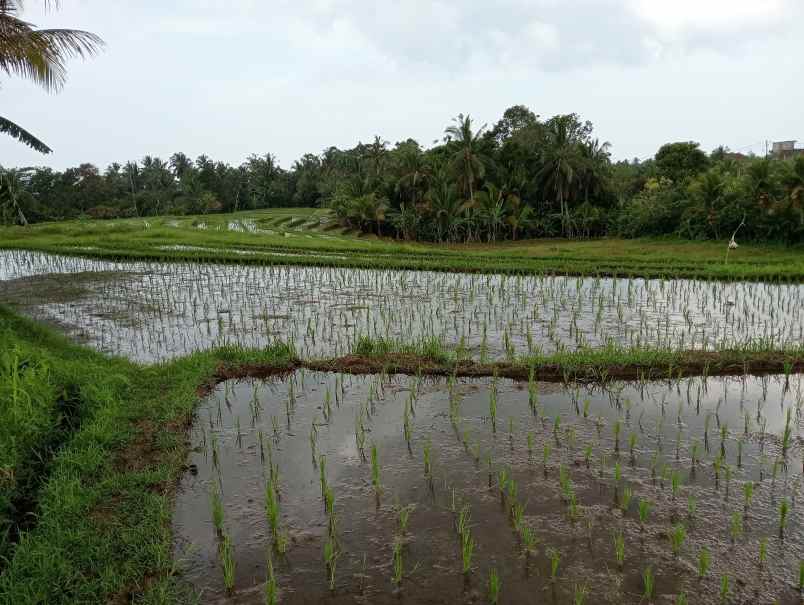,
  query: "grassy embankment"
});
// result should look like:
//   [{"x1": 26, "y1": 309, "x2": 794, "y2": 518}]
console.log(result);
[
  {"x1": 1, "y1": 208, "x2": 803, "y2": 281},
  {"x1": 0, "y1": 306, "x2": 295, "y2": 604}
]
